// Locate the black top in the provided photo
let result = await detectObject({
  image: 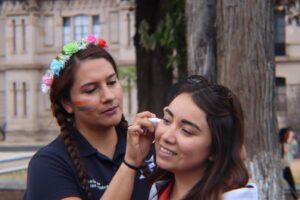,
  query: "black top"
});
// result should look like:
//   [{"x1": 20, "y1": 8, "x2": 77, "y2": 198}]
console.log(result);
[{"x1": 23, "y1": 127, "x2": 148, "y2": 200}]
